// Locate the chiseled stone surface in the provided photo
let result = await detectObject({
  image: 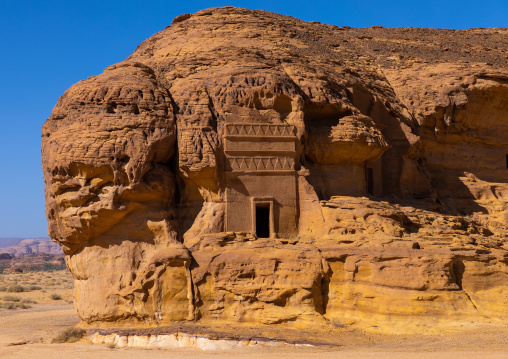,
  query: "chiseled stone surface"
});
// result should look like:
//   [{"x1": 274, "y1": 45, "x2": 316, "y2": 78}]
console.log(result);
[{"x1": 41, "y1": 7, "x2": 508, "y2": 333}]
